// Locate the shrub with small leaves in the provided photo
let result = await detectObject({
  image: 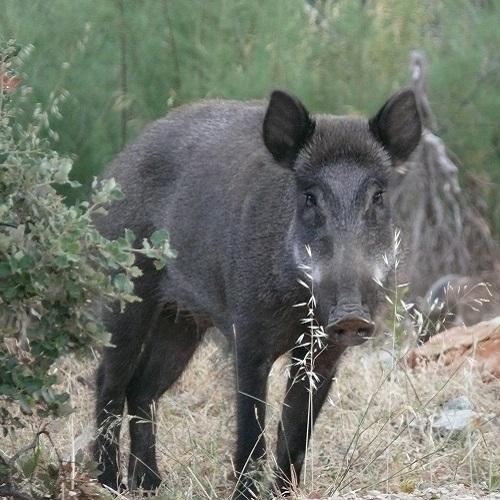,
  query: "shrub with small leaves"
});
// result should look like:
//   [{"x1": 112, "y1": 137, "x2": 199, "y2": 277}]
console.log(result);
[{"x1": 0, "y1": 40, "x2": 174, "y2": 429}]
